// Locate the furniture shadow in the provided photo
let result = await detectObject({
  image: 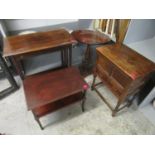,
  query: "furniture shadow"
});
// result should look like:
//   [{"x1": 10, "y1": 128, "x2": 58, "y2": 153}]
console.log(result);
[{"x1": 41, "y1": 90, "x2": 101, "y2": 129}]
